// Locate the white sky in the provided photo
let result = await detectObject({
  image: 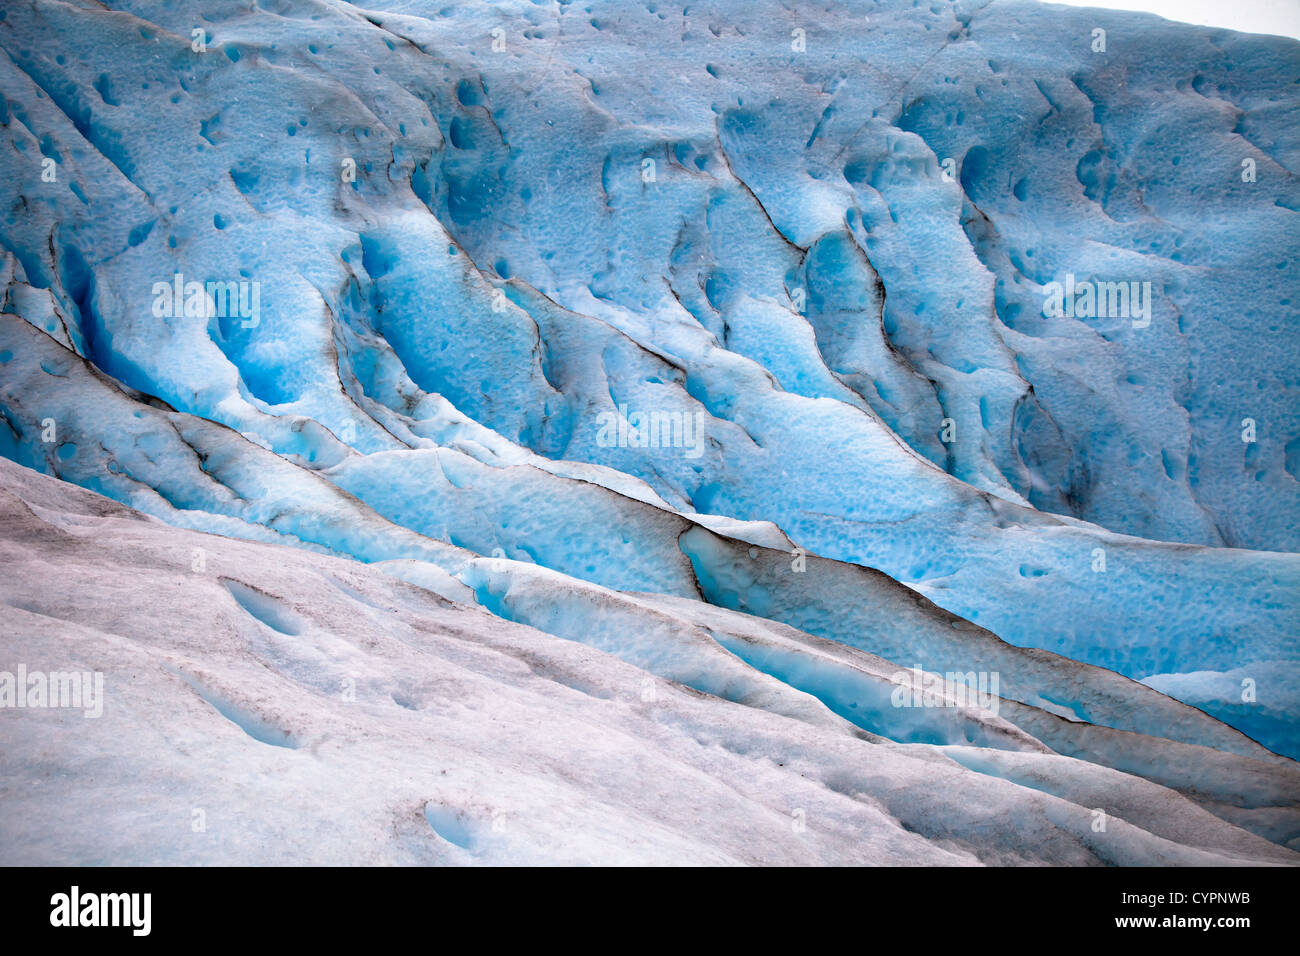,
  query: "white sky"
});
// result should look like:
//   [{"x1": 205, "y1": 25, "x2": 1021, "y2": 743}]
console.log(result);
[{"x1": 1043, "y1": 0, "x2": 1300, "y2": 40}]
